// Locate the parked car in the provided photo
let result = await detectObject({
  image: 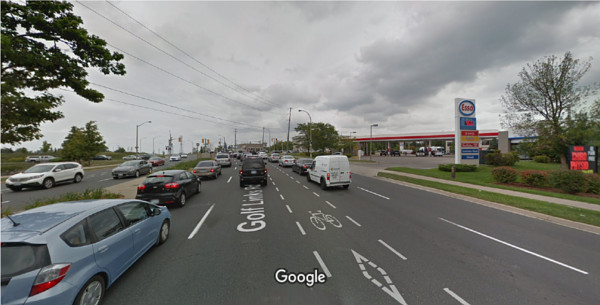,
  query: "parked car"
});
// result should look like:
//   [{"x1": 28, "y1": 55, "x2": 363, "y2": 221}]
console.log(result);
[
  {"x1": 292, "y1": 158, "x2": 313, "y2": 175},
  {"x1": 239, "y1": 158, "x2": 267, "y2": 187},
  {"x1": 5, "y1": 162, "x2": 84, "y2": 191},
  {"x1": 112, "y1": 160, "x2": 152, "y2": 179},
  {"x1": 1, "y1": 199, "x2": 170, "y2": 305},
  {"x1": 93, "y1": 154, "x2": 112, "y2": 160},
  {"x1": 279, "y1": 155, "x2": 296, "y2": 167},
  {"x1": 192, "y1": 160, "x2": 222, "y2": 179},
  {"x1": 148, "y1": 156, "x2": 165, "y2": 167},
  {"x1": 25, "y1": 155, "x2": 57, "y2": 163},
  {"x1": 306, "y1": 155, "x2": 351, "y2": 190},
  {"x1": 181, "y1": 154, "x2": 188, "y2": 158},
  {"x1": 136, "y1": 170, "x2": 201, "y2": 207},
  {"x1": 138, "y1": 154, "x2": 152, "y2": 160},
  {"x1": 169, "y1": 155, "x2": 181, "y2": 161},
  {"x1": 268, "y1": 153, "x2": 280, "y2": 162},
  {"x1": 122, "y1": 155, "x2": 138, "y2": 160},
  {"x1": 215, "y1": 153, "x2": 232, "y2": 167}
]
